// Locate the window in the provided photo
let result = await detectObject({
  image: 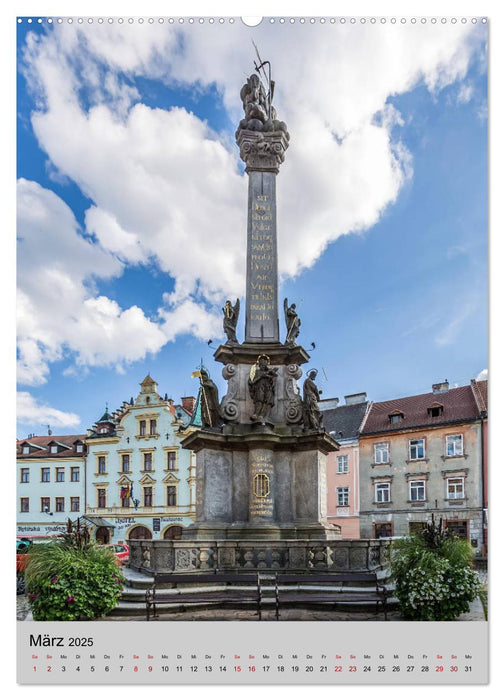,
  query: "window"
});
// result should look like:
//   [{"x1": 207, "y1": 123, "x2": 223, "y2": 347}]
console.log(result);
[
  {"x1": 409, "y1": 480, "x2": 426, "y2": 502},
  {"x1": 50, "y1": 445, "x2": 58, "y2": 454},
  {"x1": 70, "y1": 497, "x2": 80, "y2": 512},
  {"x1": 447, "y1": 477, "x2": 465, "y2": 500},
  {"x1": 139, "y1": 420, "x2": 146, "y2": 436},
  {"x1": 409, "y1": 439, "x2": 425, "y2": 460},
  {"x1": 374, "y1": 442, "x2": 389, "y2": 464},
  {"x1": 20, "y1": 468, "x2": 29, "y2": 483},
  {"x1": 150, "y1": 419, "x2": 157, "y2": 436},
  {"x1": 75, "y1": 443, "x2": 84, "y2": 453},
  {"x1": 98, "y1": 456, "x2": 106, "y2": 474},
  {"x1": 20, "y1": 498, "x2": 29, "y2": 513},
  {"x1": 375, "y1": 522, "x2": 392, "y2": 538},
  {"x1": 55, "y1": 497, "x2": 65, "y2": 512},
  {"x1": 389, "y1": 412, "x2": 403, "y2": 425},
  {"x1": 337, "y1": 455, "x2": 349, "y2": 473},
  {"x1": 56, "y1": 467, "x2": 65, "y2": 482},
  {"x1": 428, "y1": 405, "x2": 443, "y2": 418},
  {"x1": 22, "y1": 445, "x2": 30, "y2": 455},
  {"x1": 121, "y1": 454, "x2": 130, "y2": 472},
  {"x1": 97, "y1": 489, "x2": 106, "y2": 508},
  {"x1": 446, "y1": 434, "x2": 463, "y2": 457},
  {"x1": 41, "y1": 497, "x2": 50, "y2": 513},
  {"x1": 144, "y1": 487, "x2": 153, "y2": 508},
  {"x1": 41, "y1": 468, "x2": 50, "y2": 482},
  {"x1": 71, "y1": 467, "x2": 80, "y2": 482},
  {"x1": 167, "y1": 485, "x2": 177, "y2": 506},
  {"x1": 143, "y1": 453, "x2": 153, "y2": 471},
  {"x1": 375, "y1": 482, "x2": 391, "y2": 503},
  {"x1": 337, "y1": 487, "x2": 349, "y2": 506},
  {"x1": 167, "y1": 451, "x2": 177, "y2": 471}
]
